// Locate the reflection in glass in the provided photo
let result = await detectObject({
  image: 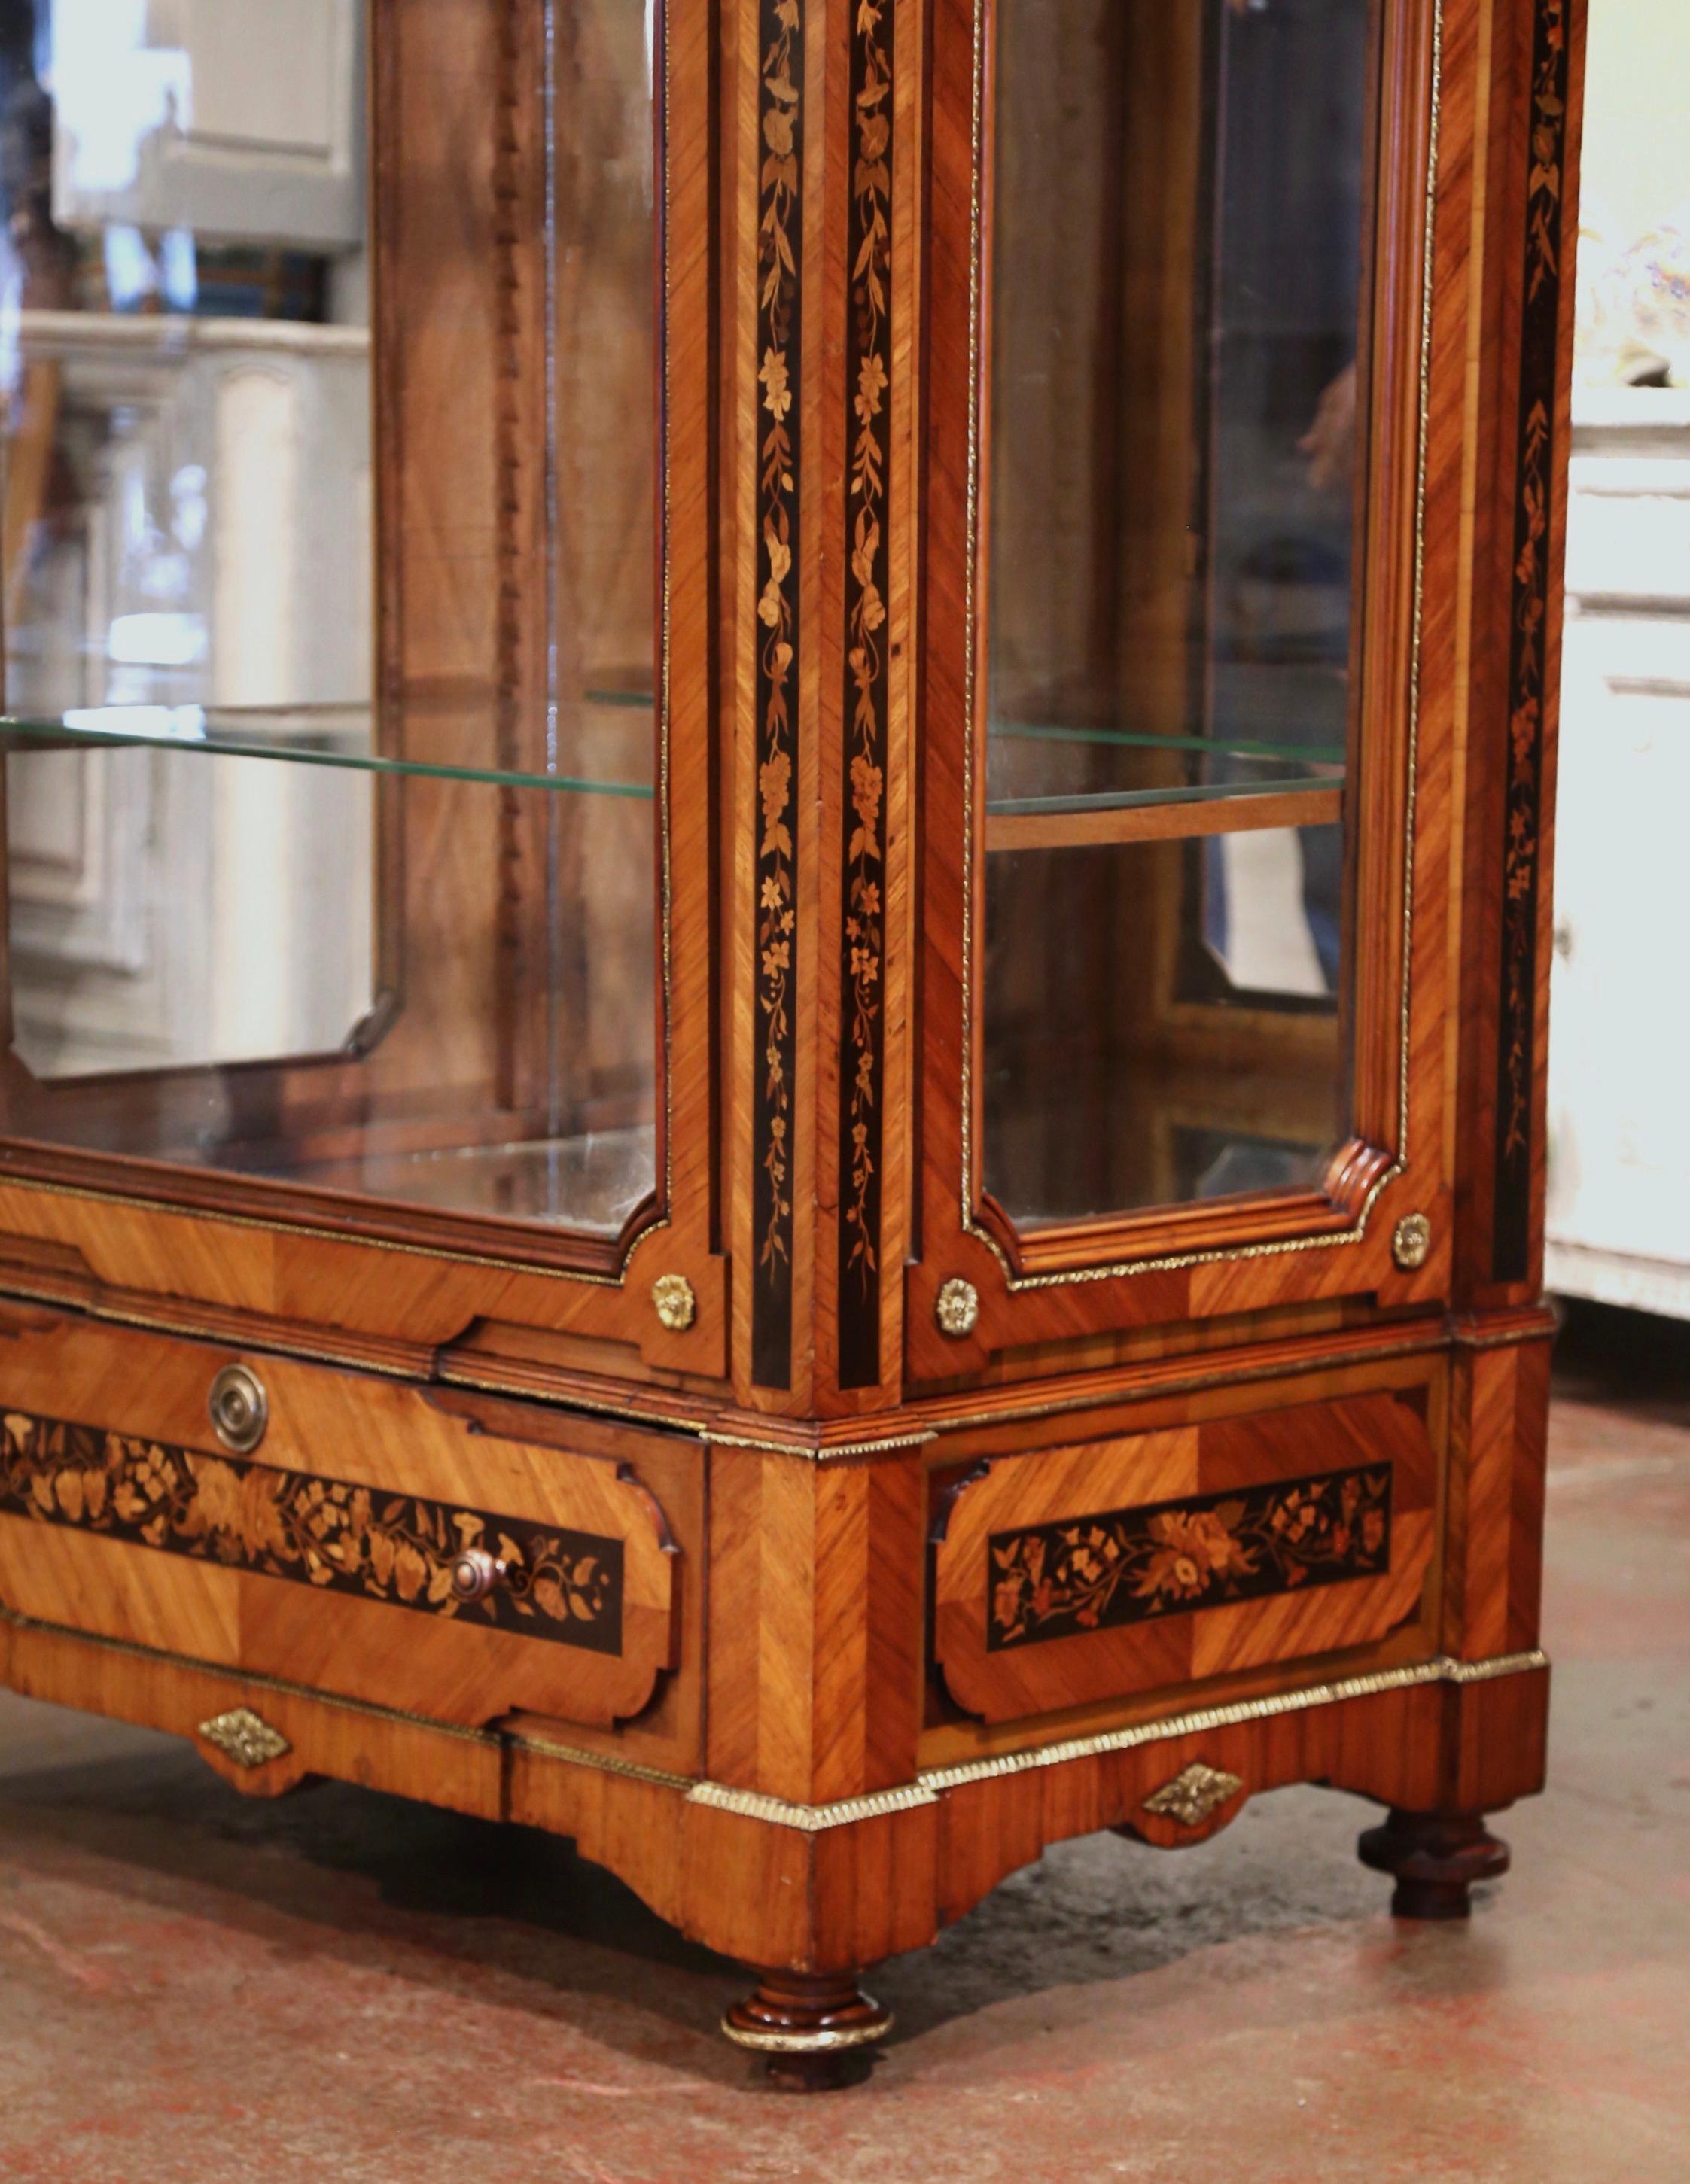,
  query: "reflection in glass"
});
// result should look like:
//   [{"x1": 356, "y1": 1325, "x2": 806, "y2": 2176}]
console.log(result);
[
  {"x1": 2, "y1": 0, "x2": 374, "y2": 1077},
  {"x1": 0, "y1": 2, "x2": 662, "y2": 1237},
  {"x1": 2, "y1": 743, "x2": 654, "y2": 1234},
  {"x1": 983, "y1": 0, "x2": 1374, "y2": 1227}
]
